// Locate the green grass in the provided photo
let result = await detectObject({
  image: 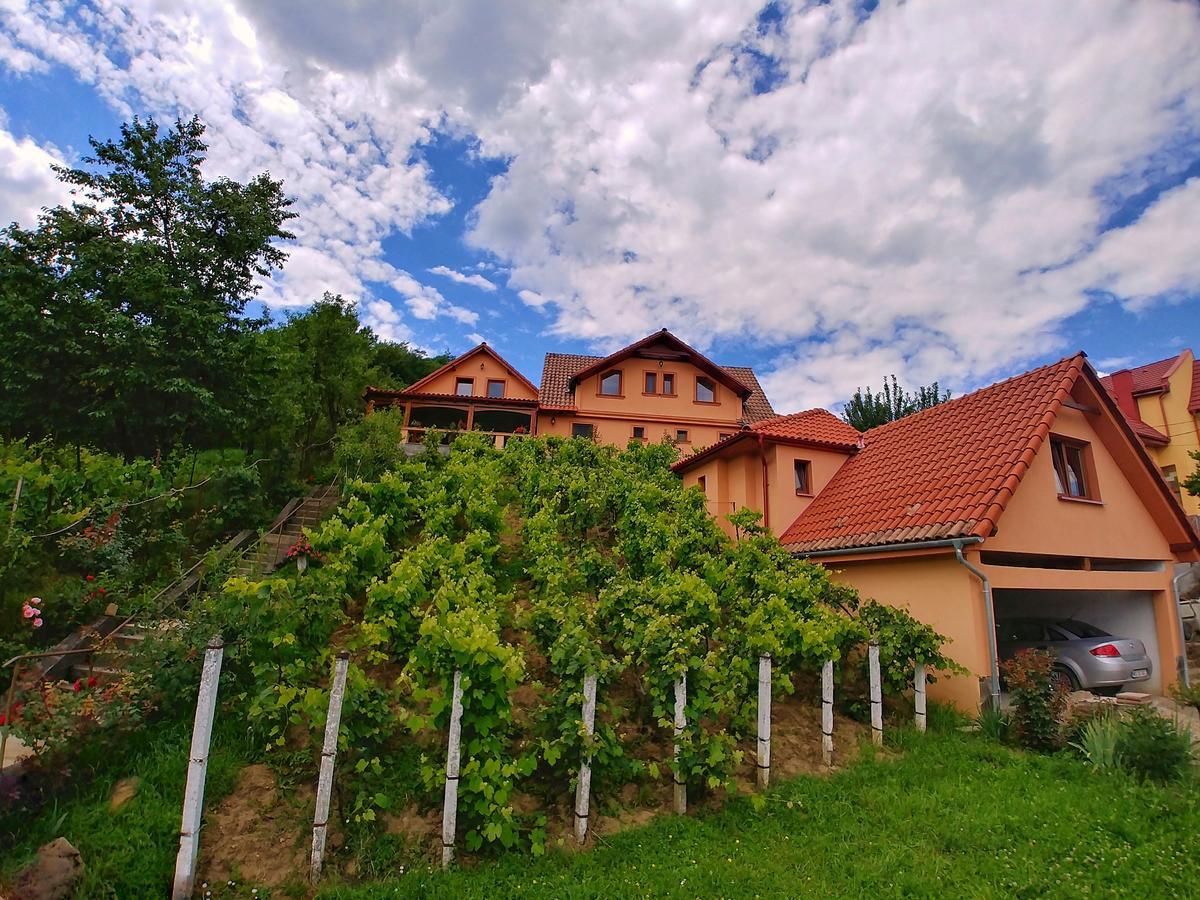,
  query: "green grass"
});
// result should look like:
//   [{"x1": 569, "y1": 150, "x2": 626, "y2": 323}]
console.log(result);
[
  {"x1": 5, "y1": 725, "x2": 1199, "y2": 898},
  {"x1": 1, "y1": 720, "x2": 251, "y2": 897},
  {"x1": 321, "y1": 729, "x2": 1200, "y2": 899}
]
